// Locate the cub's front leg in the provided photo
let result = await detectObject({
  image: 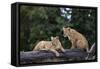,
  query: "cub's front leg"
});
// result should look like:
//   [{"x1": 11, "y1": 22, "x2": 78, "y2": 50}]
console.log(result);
[
  {"x1": 60, "y1": 47, "x2": 66, "y2": 52},
  {"x1": 50, "y1": 49, "x2": 60, "y2": 57},
  {"x1": 71, "y1": 40, "x2": 76, "y2": 49}
]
